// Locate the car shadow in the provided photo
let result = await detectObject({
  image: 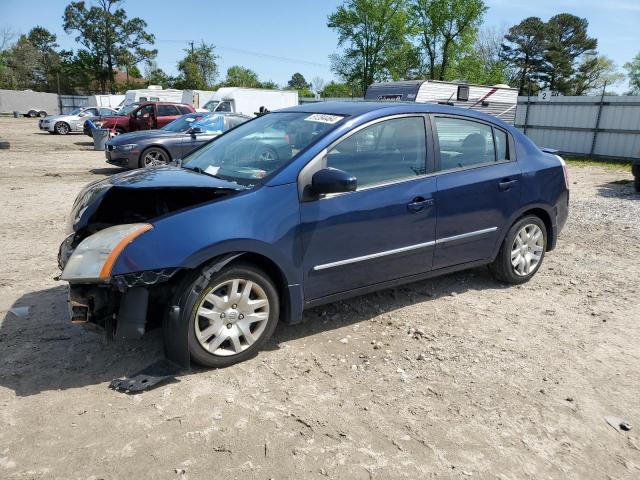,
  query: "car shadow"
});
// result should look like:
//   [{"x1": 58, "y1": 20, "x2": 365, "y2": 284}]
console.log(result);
[
  {"x1": 90, "y1": 167, "x2": 125, "y2": 176},
  {"x1": 73, "y1": 141, "x2": 94, "y2": 147},
  {"x1": 596, "y1": 180, "x2": 639, "y2": 200},
  {"x1": 0, "y1": 268, "x2": 503, "y2": 396}
]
